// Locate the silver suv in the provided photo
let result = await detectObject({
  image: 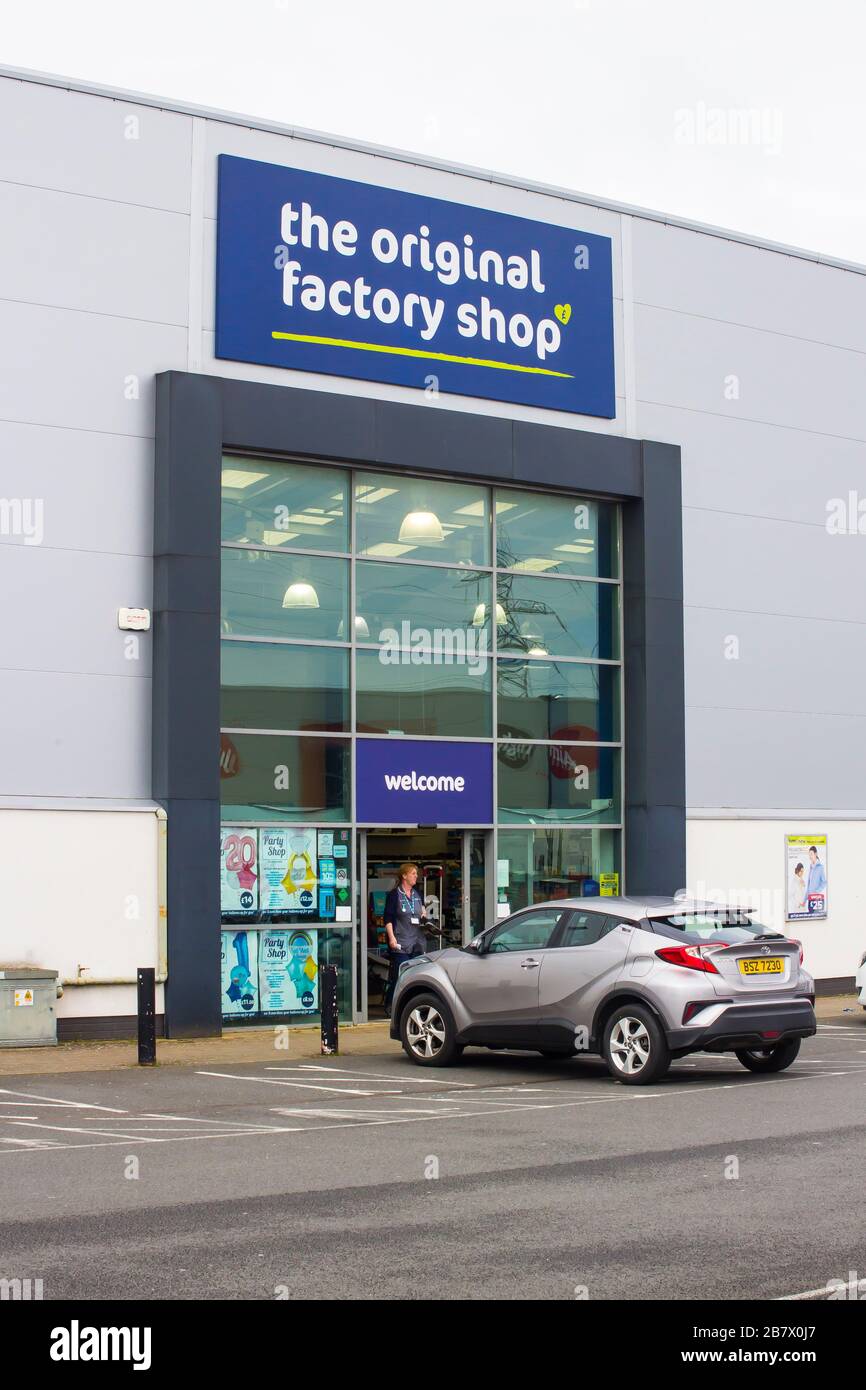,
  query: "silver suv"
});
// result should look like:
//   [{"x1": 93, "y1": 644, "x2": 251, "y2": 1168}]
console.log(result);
[{"x1": 389, "y1": 896, "x2": 817, "y2": 1085}]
